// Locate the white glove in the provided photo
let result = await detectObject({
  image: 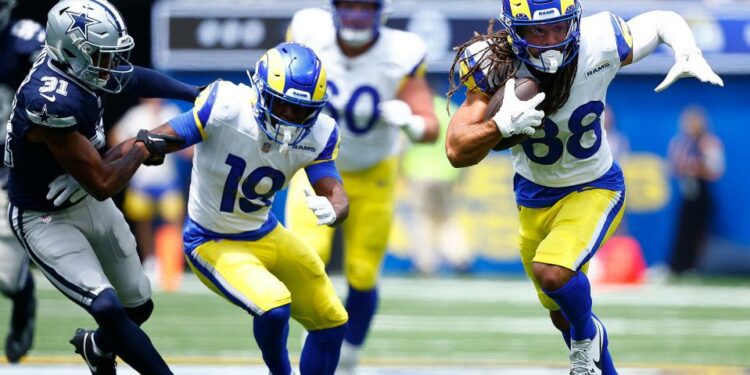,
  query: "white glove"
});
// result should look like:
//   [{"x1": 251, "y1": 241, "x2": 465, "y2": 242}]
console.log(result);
[
  {"x1": 655, "y1": 49, "x2": 723, "y2": 92},
  {"x1": 46, "y1": 174, "x2": 87, "y2": 207},
  {"x1": 378, "y1": 99, "x2": 426, "y2": 142},
  {"x1": 304, "y1": 188, "x2": 336, "y2": 226},
  {"x1": 492, "y1": 78, "x2": 546, "y2": 138}
]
